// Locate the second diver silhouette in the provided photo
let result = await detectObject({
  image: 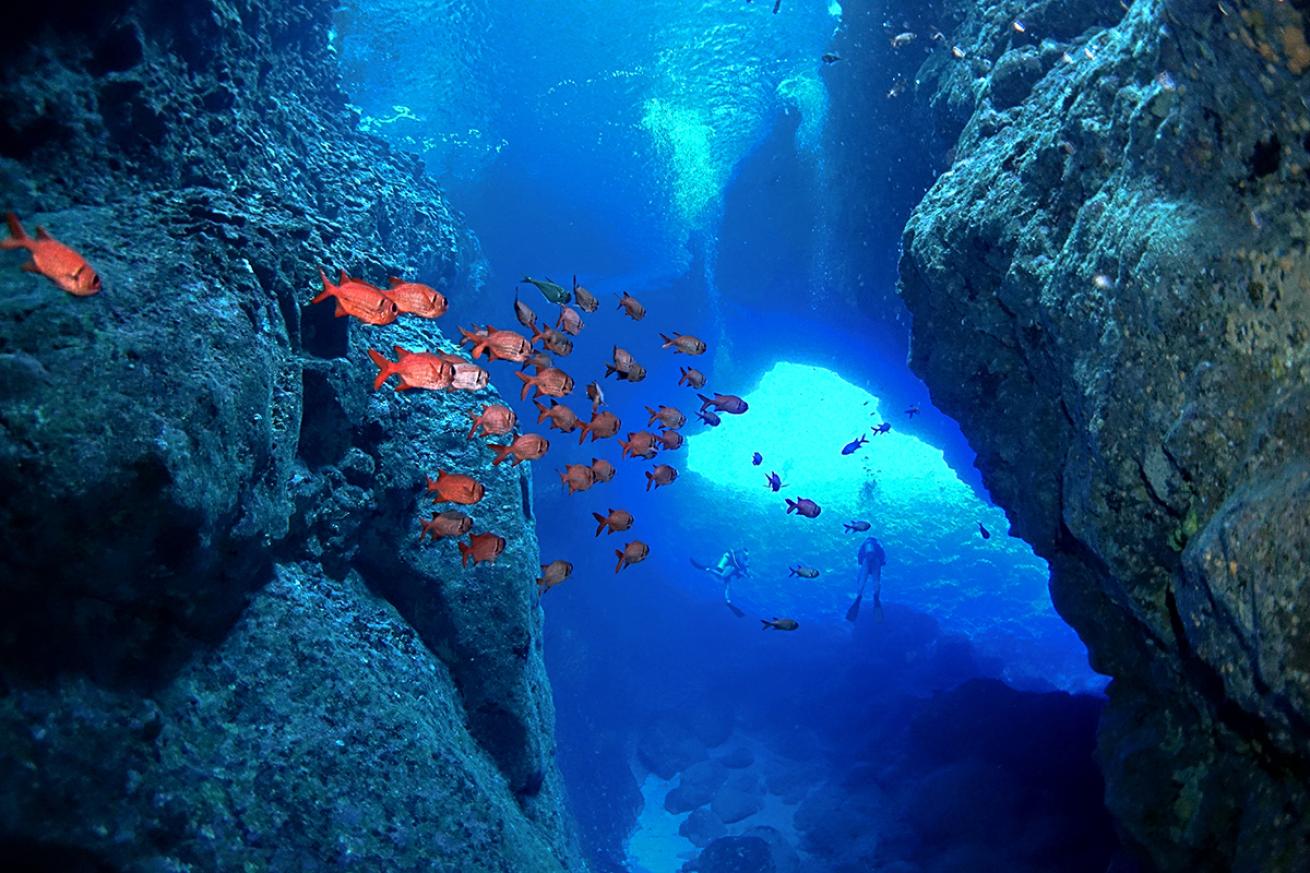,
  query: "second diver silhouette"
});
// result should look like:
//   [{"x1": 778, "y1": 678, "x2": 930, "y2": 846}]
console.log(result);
[
  {"x1": 691, "y1": 548, "x2": 751, "y2": 617},
  {"x1": 846, "y1": 536, "x2": 887, "y2": 622}
]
